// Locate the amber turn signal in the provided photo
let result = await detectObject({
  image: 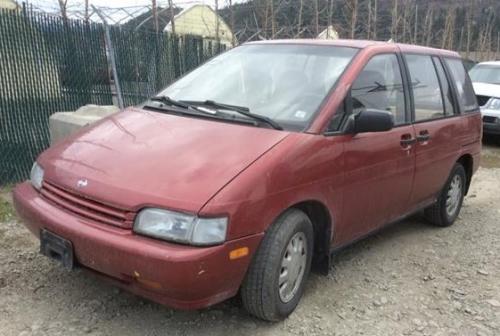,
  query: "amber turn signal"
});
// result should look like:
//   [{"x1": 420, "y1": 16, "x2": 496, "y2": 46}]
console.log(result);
[
  {"x1": 132, "y1": 270, "x2": 162, "y2": 290},
  {"x1": 229, "y1": 247, "x2": 249, "y2": 260},
  {"x1": 137, "y1": 278, "x2": 162, "y2": 290}
]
